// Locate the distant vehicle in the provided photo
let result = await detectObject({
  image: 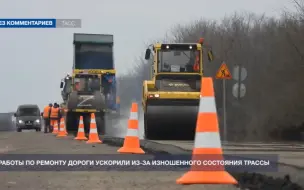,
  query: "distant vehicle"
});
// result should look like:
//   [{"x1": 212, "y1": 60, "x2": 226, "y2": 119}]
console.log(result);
[{"x1": 14, "y1": 104, "x2": 42, "y2": 132}]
